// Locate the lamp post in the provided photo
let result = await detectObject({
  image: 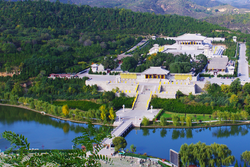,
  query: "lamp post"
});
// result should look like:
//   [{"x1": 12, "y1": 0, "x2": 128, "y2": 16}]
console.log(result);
[
  {"x1": 123, "y1": 104, "x2": 125, "y2": 112},
  {"x1": 151, "y1": 105, "x2": 153, "y2": 113}
]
